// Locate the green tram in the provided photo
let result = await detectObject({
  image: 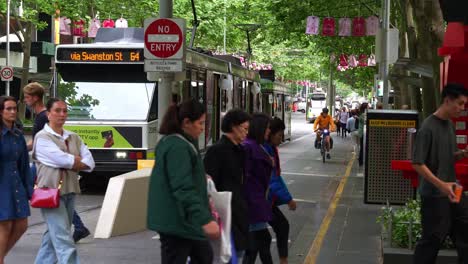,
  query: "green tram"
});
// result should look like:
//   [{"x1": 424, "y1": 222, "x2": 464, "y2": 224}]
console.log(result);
[
  {"x1": 260, "y1": 80, "x2": 293, "y2": 141},
  {"x1": 53, "y1": 28, "x2": 290, "y2": 182}
]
